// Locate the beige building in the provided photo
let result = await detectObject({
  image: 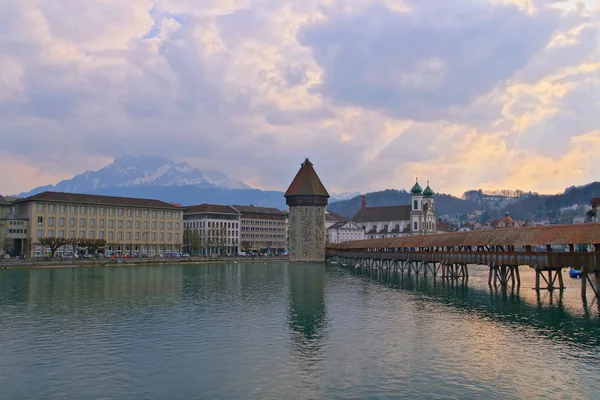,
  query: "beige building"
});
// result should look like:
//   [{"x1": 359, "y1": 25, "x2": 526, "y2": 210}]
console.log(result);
[
  {"x1": 13, "y1": 191, "x2": 183, "y2": 257},
  {"x1": 232, "y1": 205, "x2": 287, "y2": 254},
  {"x1": 1, "y1": 196, "x2": 28, "y2": 257}
]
